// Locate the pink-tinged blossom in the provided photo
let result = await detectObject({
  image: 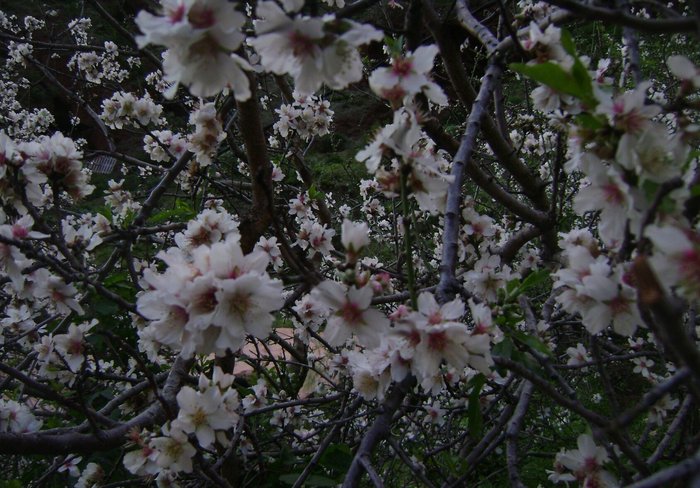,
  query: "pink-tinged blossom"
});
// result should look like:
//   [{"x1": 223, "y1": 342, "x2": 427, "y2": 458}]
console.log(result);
[
  {"x1": 554, "y1": 434, "x2": 618, "y2": 487},
  {"x1": 596, "y1": 82, "x2": 660, "y2": 136},
  {"x1": 137, "y1": 235, "x2": 284, "y2": 358},
  {"x1": 463, "y1": 254, "x2": 509, "y2": 303},
  {"x1": 150, "y1": 428, "x2": 197, "y2": 473},
  {"x1": 0, "y1": 399, "x2": 43, "y2": 433},
  {"x1": 255, "y1": 235, "x2": 283, "y2": 270},
  {"x1": 667, "y1": 55, "x2": 700, "y2": 91},
  {"x1": 295, "y1": 220, "x2": 335, "y2": 257},
  {"x1": 573, "y1": 163, "x2": 634, "y2": 250},
  {"x1": 615, "y1": 122, "x2": 685, "y2": 183},
  {"x1": 347, "y1": 349, "x2": 391, "y2": 400},
  {"x1": 311, "y1": 281, "x2": 389, "y2": 348},
  {"x1": 0, "y1": 130, "x2": 16, "y2": 178},
  {"x1": 646, "y1": 224, "x2": 700, "y2": 301},
  {"x1": 423, "y1": 400, "x2": 446, "y2": 425},
  {"x1": 136, "y1": 0, "x2": 251, "y2": 99},
  {"x1": 171, "y1": 385, "x2": 236, "y2": 447},
  {"x1": 409, "y1": 293, "x2": 493, "y2": 388},
  {"x1": 632, "y1": 357, "x2": 654, "y2": 379},
  {"x1": 22, "y1": 132, "x2": 94, "y2": 200},
  {"x1": 187, "y1": 102, "x2": 227, "y2": 166},
  {"x1": 0, "y1": 226, "x2": 29, "y2": 290},
  {"x1": 40, "y1": 277, "x2": 84, "y2": 315},
  {"x1": 250, "y1": 3, "x2": 383, "y2": 95},
  {"x1": 355, "y1": 107, "x2": 423, "y2": 174},
  {"x1": 577, "y1": 269, "x2": 641, "y2": 336},
  {"x1": 521, "y1": 23, "x2": 572, "y2": 69},
  {"x1": 58, "y1": 456, "x2": 82, "y2": 477},
  {"x1": 341, "y1": 219, "x2": 370, "y2": 258},
  {"x1": 53, "y1": 320, "x2": 96, "y2": 372},
  {"x1": 368, "y1": 45, "x2": 447, "y2": 106},
  {"x1": 566, "y1": 343, "x2": 591, "y2": 366}
]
